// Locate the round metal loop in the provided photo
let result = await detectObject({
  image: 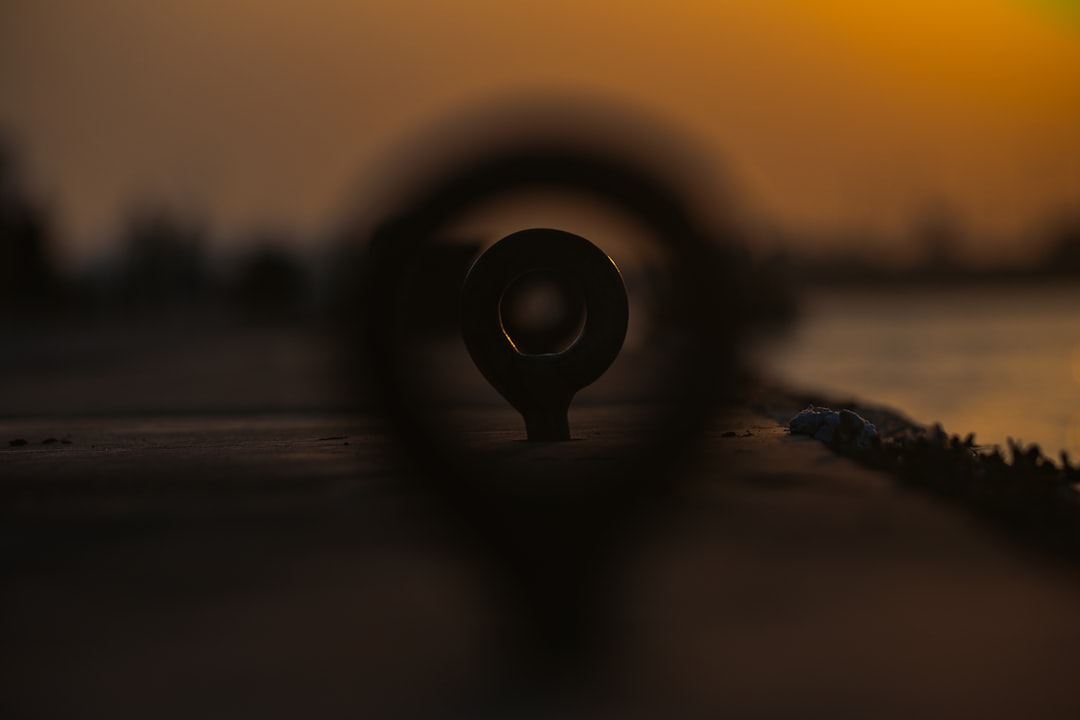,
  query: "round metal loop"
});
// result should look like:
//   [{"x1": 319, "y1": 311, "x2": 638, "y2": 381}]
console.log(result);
[{"x1": 461, "y1": 228, "x2": 628, "y2": 440}]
